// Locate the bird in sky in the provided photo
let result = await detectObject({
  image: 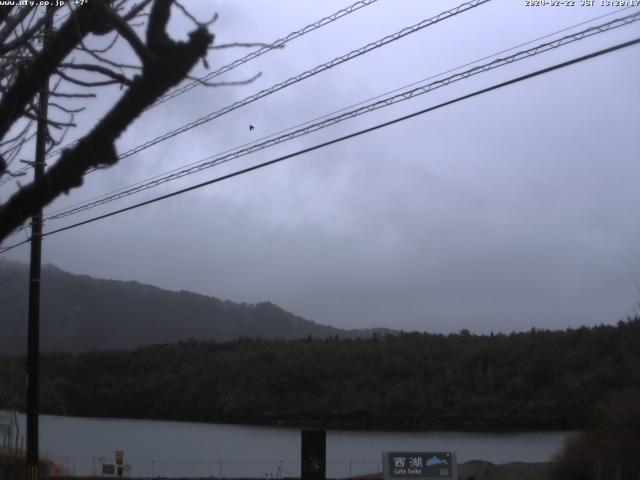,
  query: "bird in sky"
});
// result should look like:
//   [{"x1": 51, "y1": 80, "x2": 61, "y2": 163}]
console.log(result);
[{"x1": 249, "y1": 125, "x2": 254, "y2": 131}]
